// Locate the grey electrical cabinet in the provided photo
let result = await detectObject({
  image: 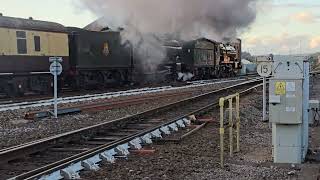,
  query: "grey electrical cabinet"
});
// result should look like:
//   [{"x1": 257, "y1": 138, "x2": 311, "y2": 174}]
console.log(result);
[
  {"x1": 269, "y1": 80, "x2": 303, "y2": 124},
  {"x1": 269, "y1": 55, "x2": 310, "y2": 164},
  {"x1": 273, "y1": 124, "x2": 302, "y2": 163}
]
